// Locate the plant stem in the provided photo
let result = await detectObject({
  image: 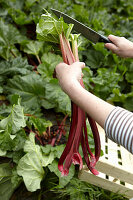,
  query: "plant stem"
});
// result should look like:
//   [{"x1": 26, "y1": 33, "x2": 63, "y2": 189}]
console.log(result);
[
  {"x1": 59, "y1": 34, "x2": 67, "y2": 63},
  {"x1": 36, "y1": 54, "x2": 42, "y2": 64},
  {"x1": 72, "y1": 39, "x2": 79, "y2": 62},
  {"x1": 38, "y1": 190, "x2": 42, "y2": 200},
  {"x1": 10, "y1": 49, "x2": 17, "y2": 58},
  {"x1": 63, "y1": 36, "x2": 75, "y2": 64}
]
